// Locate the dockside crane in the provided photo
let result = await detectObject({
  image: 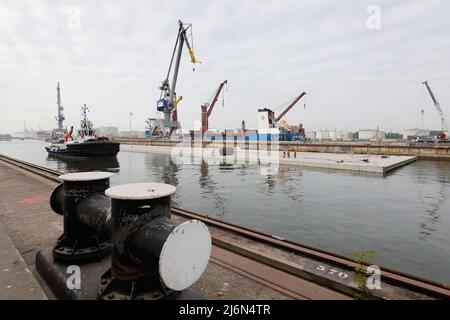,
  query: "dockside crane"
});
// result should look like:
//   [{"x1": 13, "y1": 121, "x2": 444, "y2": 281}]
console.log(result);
[
  {"x1": 423, "y1": 81, "x2": 449, "y2": 141},
  {"x1": 147, "y1": 20, "x2": 200, "y2": 137},
  {"x1": 55, "y1": 82, "x2": 65, "y2": 131},
  {"x1": 201, "y1": 80, "x2": 228, "y2": 136},
  {"x1": 270, "y1": 92, "x2": 307, "y2": 139},
  {"x1": 274, "y1": 92, "x2": 307, "y2": 124}
]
